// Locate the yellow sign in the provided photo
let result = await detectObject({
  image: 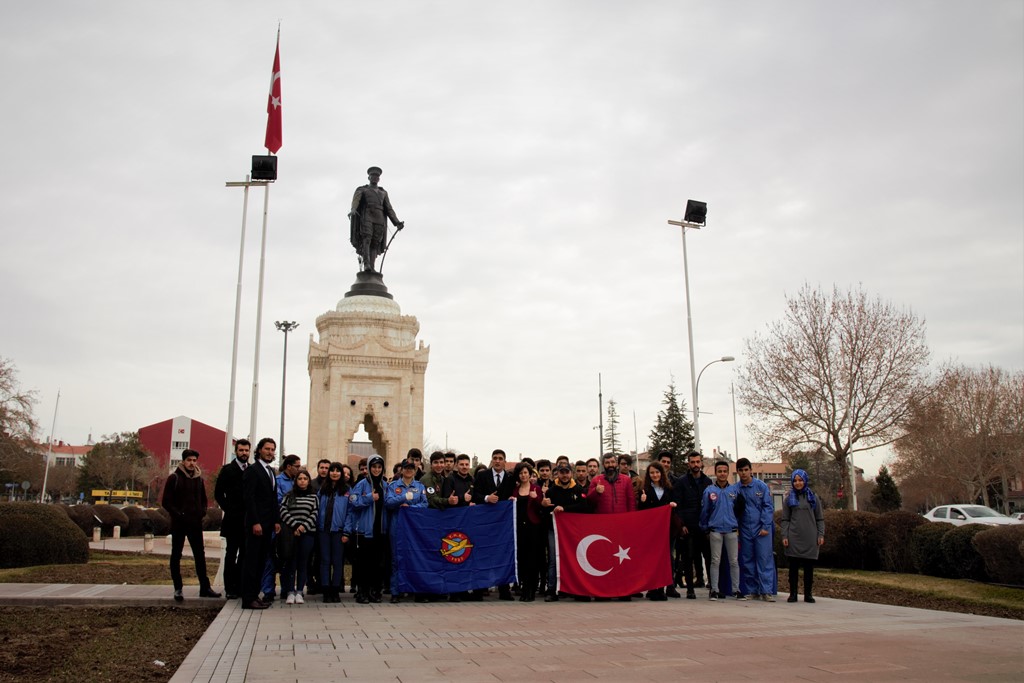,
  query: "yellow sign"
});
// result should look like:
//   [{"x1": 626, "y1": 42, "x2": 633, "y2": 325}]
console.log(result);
[{"x1": 91, "y1": 489, "x2": 143, "y2": 499}]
